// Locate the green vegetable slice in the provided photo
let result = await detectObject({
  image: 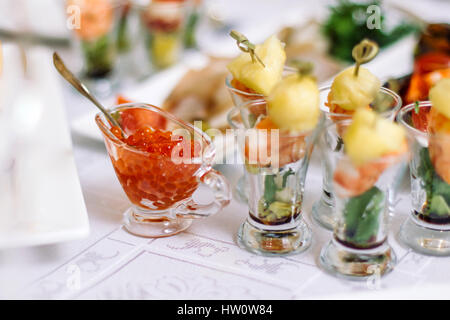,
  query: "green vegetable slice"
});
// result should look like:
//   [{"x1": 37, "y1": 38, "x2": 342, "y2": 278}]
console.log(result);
[{"x1": 343, "y1": 186, "x2": 384, "y2": 245}]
